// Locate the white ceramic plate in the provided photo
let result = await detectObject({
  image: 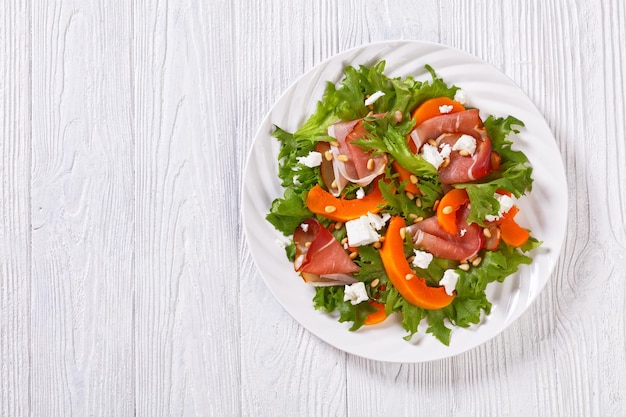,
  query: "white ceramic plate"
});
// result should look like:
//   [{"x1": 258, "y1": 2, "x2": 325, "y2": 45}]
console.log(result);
[{"x1": 242, "y1": 40, "x2": 567, "y2": 363}]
